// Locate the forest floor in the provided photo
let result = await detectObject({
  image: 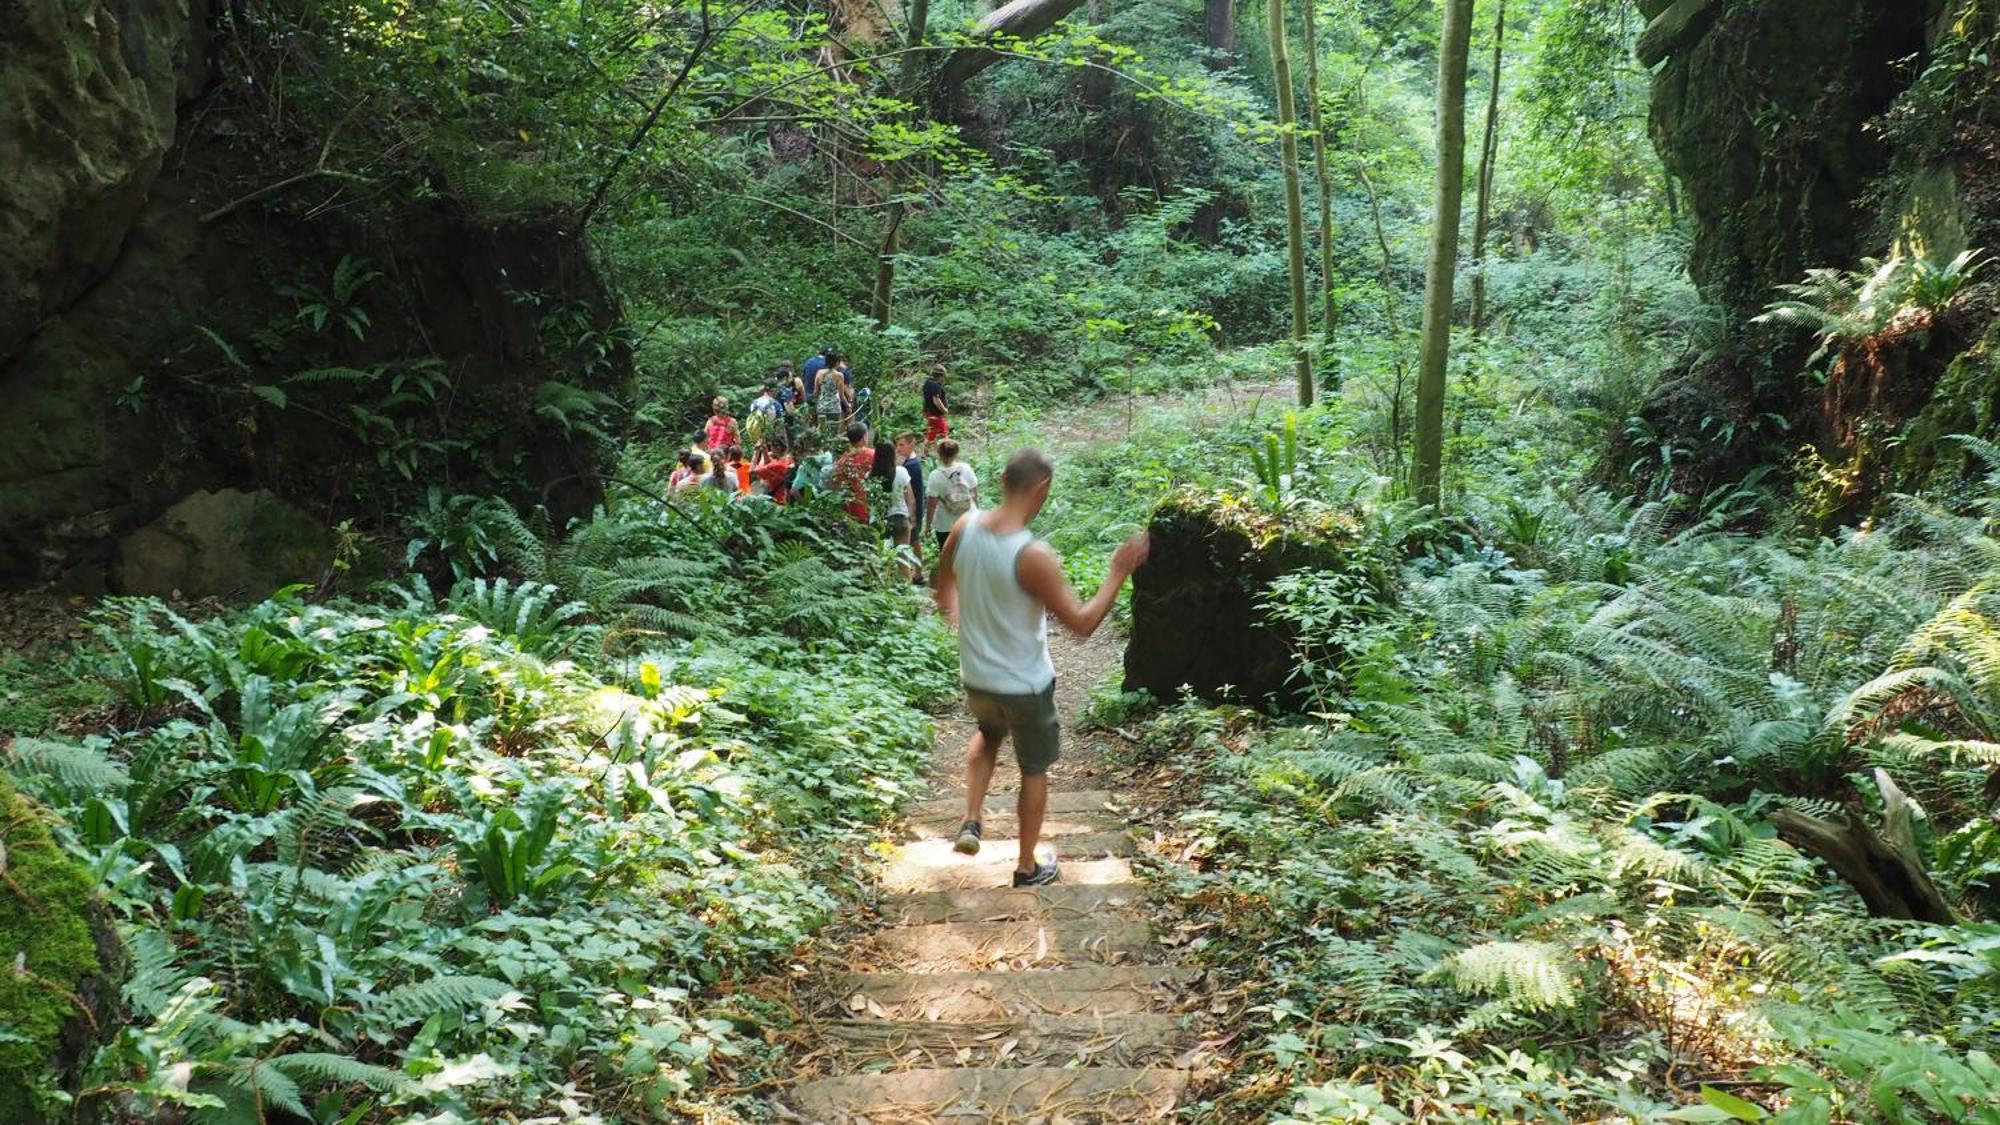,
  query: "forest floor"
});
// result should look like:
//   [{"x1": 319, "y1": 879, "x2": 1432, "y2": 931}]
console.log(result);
[{"x1": 767, "y1": 383, "x2": 1287, "y2": 1121}]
